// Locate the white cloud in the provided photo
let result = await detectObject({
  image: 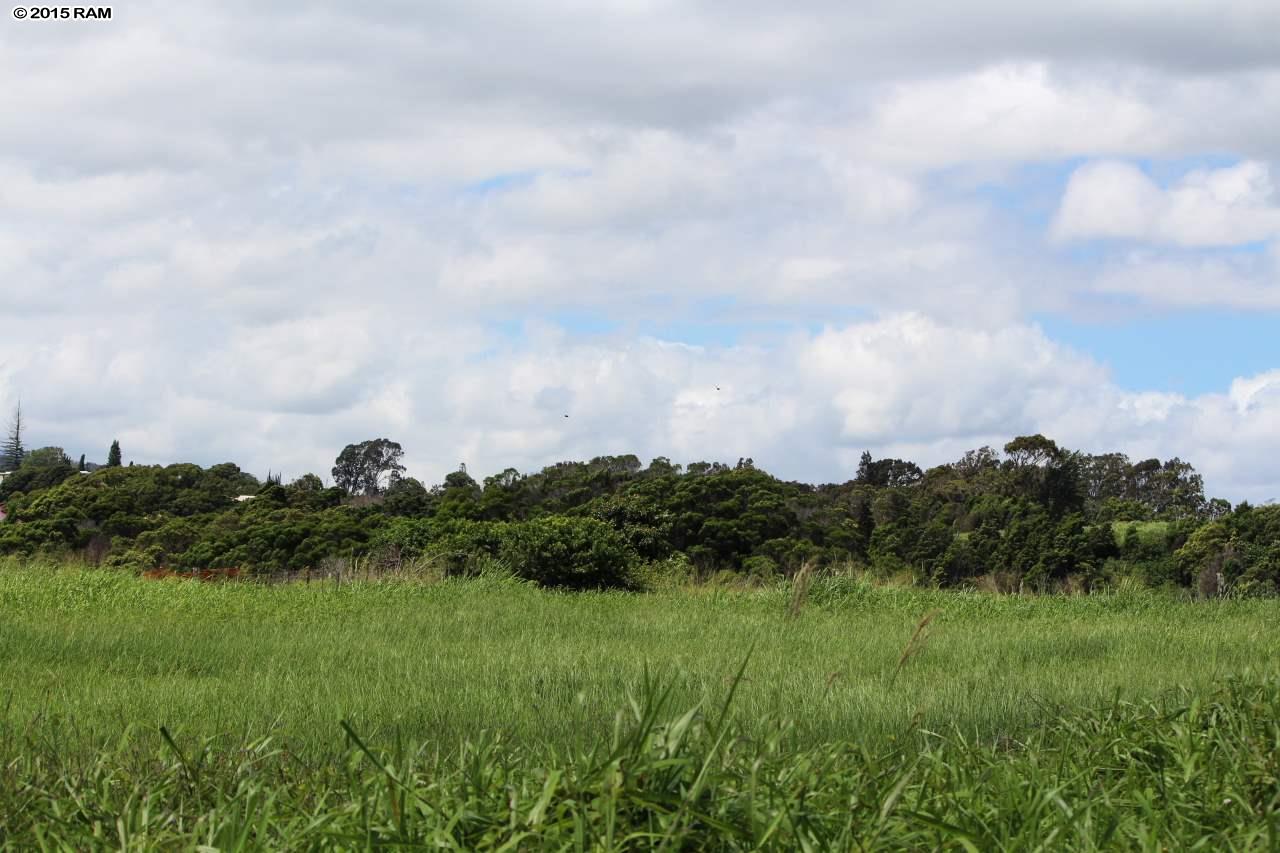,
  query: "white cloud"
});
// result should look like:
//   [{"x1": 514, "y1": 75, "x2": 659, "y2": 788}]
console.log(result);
[
  {"x1": 1054, "y1": 159, "x2": 1280, "y2": 246},
  {"x1": 4, "y1": 303, "x2": 1280, "y2": 500},
  {"x1": 1, "y1": 1, "x2": 1279, "y2": 504},
  {"x1": 859, "y1": 64, "x2": 1165, "y2": 167},
  {"x1": 1229, "y1": 369, "x2": 1280, "y2": 415}
]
